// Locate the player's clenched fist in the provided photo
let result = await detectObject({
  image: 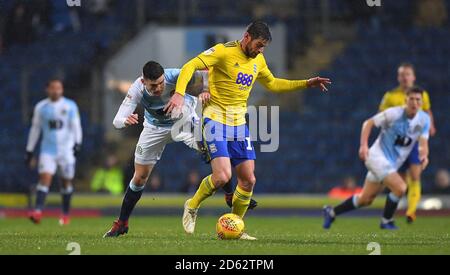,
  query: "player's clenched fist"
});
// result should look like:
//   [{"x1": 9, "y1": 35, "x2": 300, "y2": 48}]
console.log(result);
[
  {"x1": 125, "y1": 113, "x2": 139, "y2": 126},
  {"x1": 359, "y1": 145, "x2": 369, "y2": 162}
]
